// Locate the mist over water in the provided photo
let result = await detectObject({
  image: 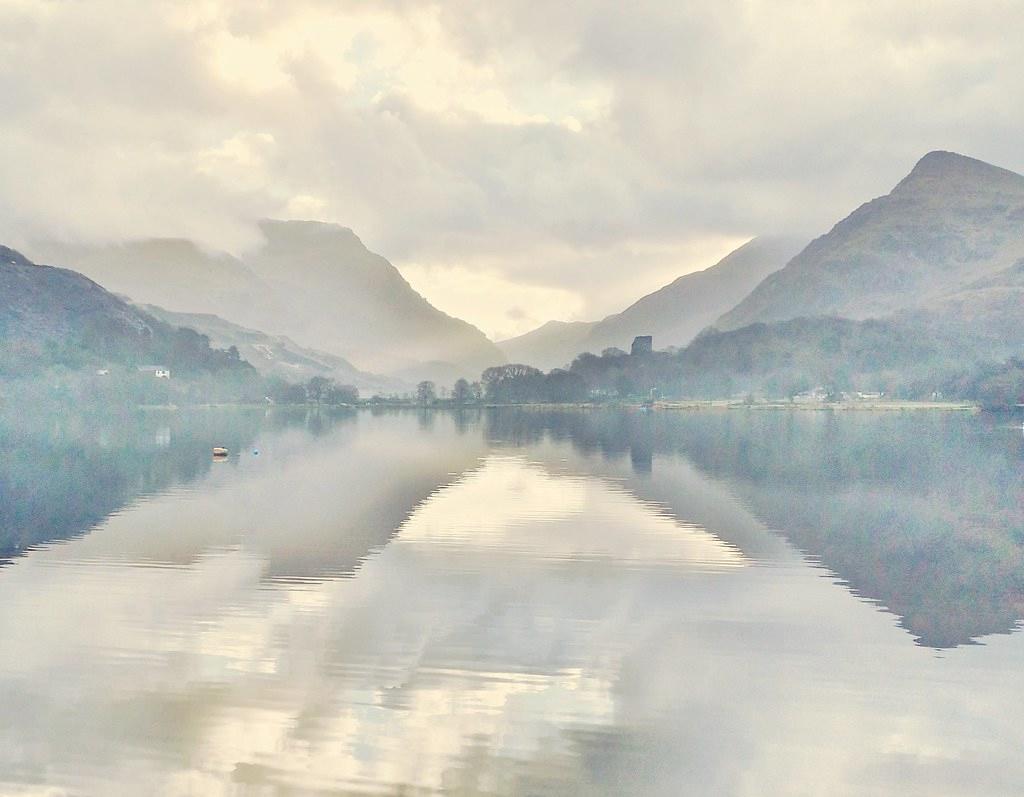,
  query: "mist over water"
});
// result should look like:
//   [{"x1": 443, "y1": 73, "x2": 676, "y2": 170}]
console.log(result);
[{"x1": 1, "y1": 408, "x2": 1022, "y2": 795}]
